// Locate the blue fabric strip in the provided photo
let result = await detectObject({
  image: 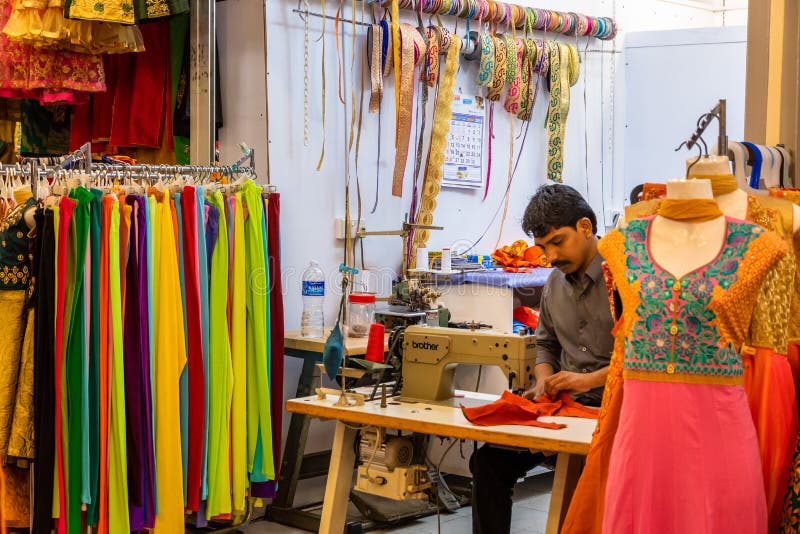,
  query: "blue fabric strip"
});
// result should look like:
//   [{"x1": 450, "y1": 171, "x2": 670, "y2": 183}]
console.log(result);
[{"x1": 742, "y1": 141, "x2": 763, "y2": 189}]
